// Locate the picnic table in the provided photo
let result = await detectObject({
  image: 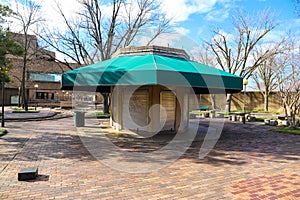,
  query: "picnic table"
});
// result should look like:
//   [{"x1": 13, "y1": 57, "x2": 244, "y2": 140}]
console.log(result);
[{"x1": 230, "y1": 112, "x2": 251, "y2": 124}]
